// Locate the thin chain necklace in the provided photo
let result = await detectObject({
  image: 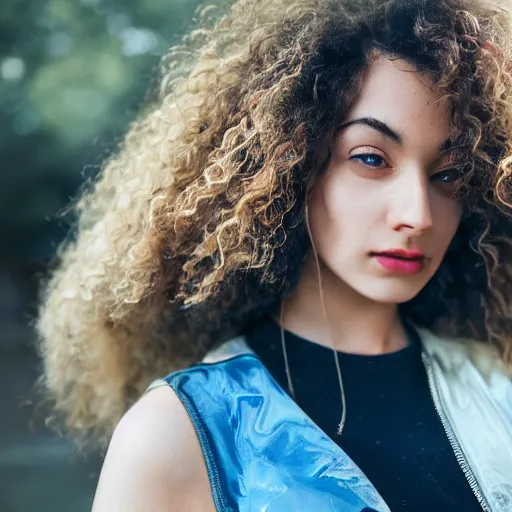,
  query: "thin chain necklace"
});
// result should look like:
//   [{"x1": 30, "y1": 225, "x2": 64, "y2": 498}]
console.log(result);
[
  {"x1": 279, "y1": 306, "x2": 347, "y2": 437},
  {"x1": 279, "y1": 207, "x2": 347, "y2": 437}
]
